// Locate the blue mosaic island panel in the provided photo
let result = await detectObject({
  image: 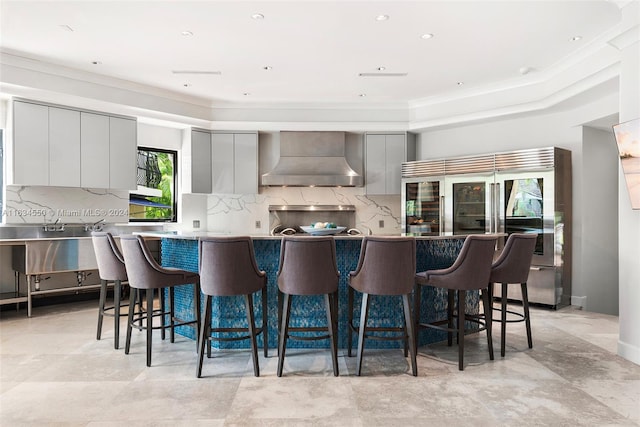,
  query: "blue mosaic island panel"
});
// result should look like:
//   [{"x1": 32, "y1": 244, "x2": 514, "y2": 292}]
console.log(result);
[{"x1": 160, "y1": 236, "x2": 477, "y2": 350}]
